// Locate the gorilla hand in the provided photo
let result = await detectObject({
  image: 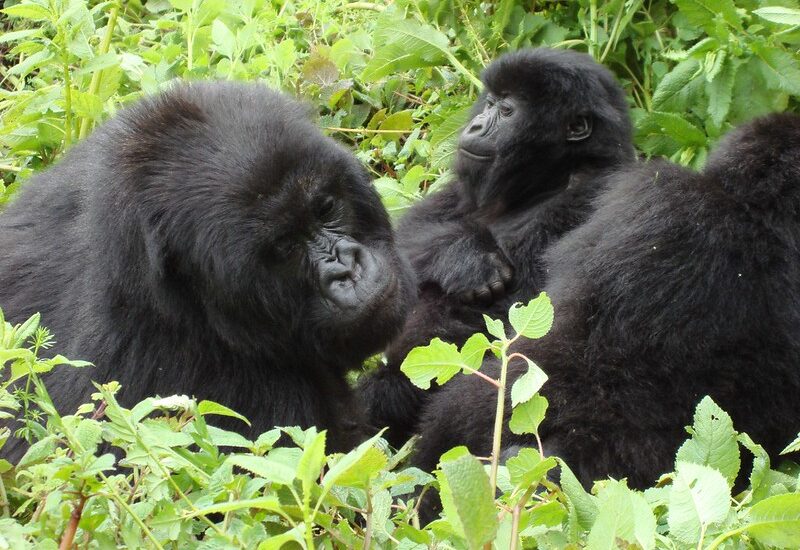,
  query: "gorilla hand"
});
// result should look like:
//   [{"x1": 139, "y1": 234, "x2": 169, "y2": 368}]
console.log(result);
[{"x1": 427, "y1": 227, "x2": 514, "y2": 305}]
